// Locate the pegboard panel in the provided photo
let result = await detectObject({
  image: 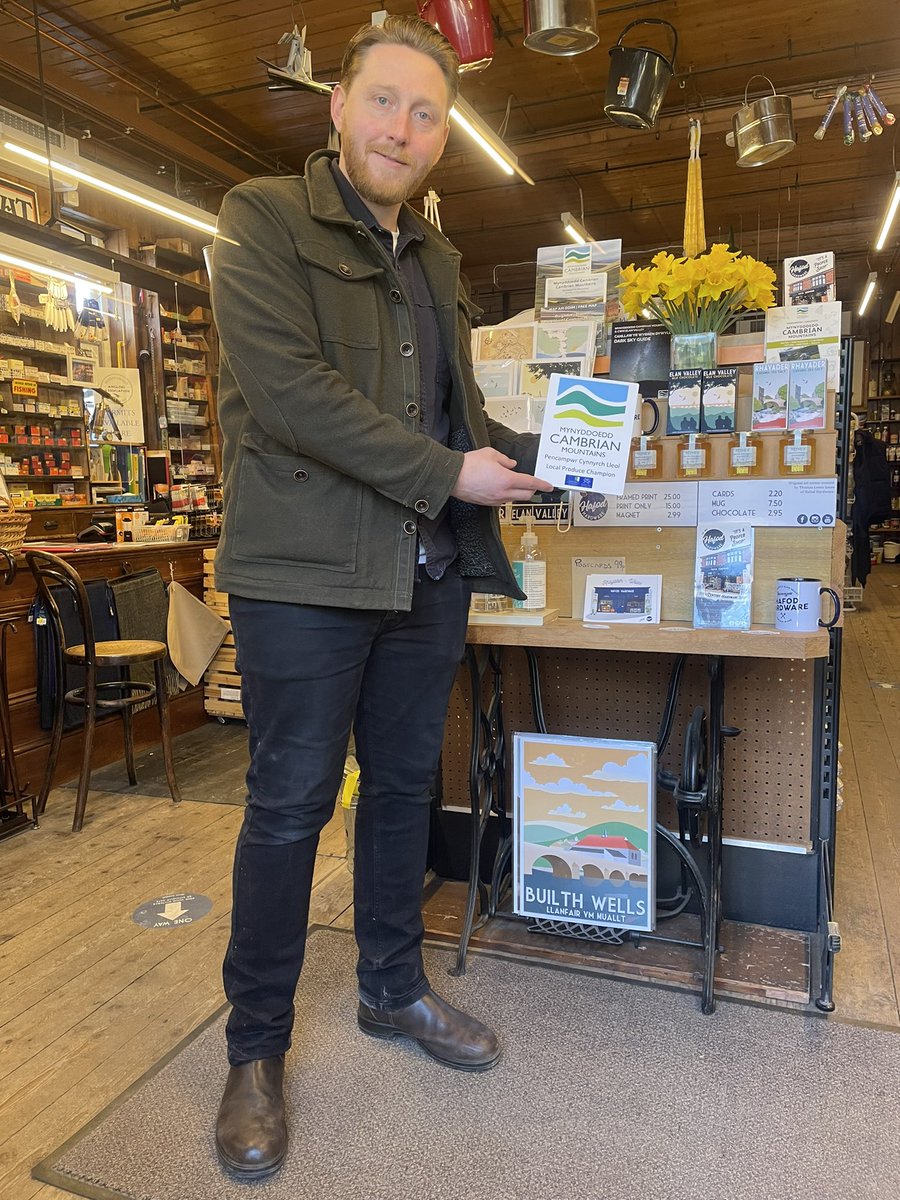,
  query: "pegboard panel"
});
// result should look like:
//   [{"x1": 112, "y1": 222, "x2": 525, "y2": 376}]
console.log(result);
[
  {"x1": 441, "y1": 649, "x2": 815, "y2": 847},
  {"x1": 499, "y1": 524, "x2": 838, "y2": 625}
]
